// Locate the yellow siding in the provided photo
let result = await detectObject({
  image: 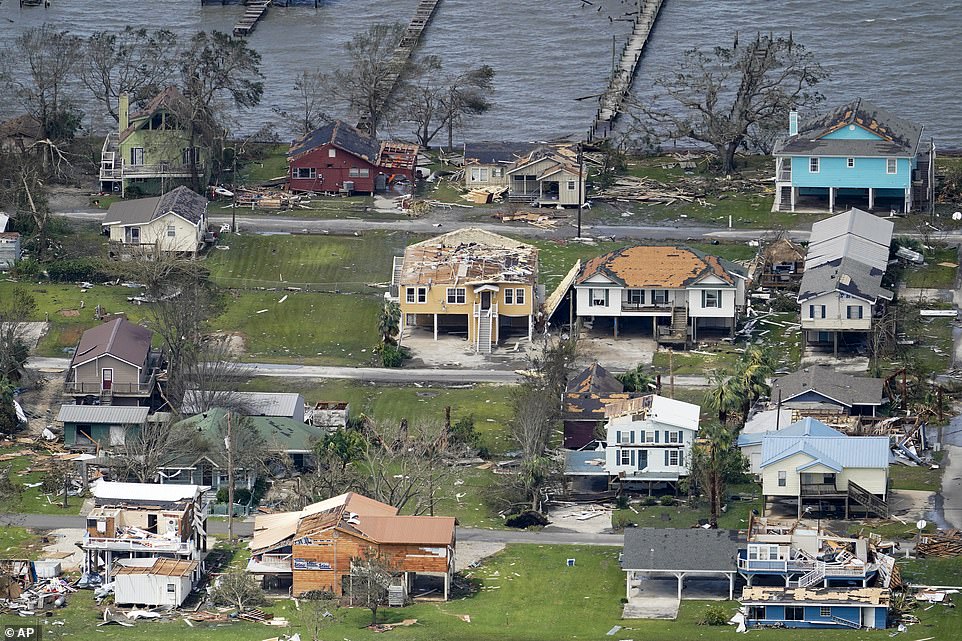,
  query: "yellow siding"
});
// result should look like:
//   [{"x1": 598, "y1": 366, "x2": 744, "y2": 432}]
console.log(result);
[
  {"x1": 761, "y1": 452, "x2": 811, "y2": 496},
  {"x1": 838, "y1": 468, "x2": 888, "y2": 497}
]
